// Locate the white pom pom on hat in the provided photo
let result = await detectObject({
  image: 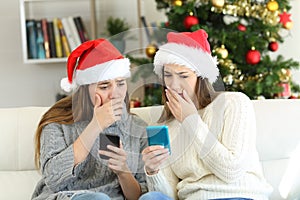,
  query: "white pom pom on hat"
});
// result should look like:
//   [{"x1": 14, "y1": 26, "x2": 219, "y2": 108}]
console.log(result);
[
  {"x1": 153, "y1": 29, "x2": 219, "y2": 83},
  {"x1": 60, "y1": 38, "x2": 131, "y2": 92}
]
